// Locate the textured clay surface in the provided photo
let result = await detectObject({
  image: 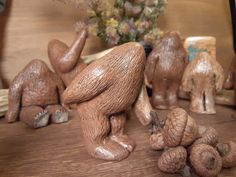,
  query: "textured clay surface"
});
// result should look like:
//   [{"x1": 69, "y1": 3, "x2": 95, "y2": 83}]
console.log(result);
[
  {"x1": 182, "y1": 52, "x2": 225, "y2": 114},
  {"x1": 158, "y1": 146, "x2": 187, "y2": 173},
  {"x1": 150, "y1": 132, "x2": 165, "y2": 150},
  {"x1": 62, "y1": 42, "x2": 154, "y2": 161},
  {"x1": 6, "y1": 59, "x2": 68, "y2": 128},
  {"x1": 145, "y1": 31, "x2": 188, "y2": 110},
  {"x1": 217, "y1": 141, "x2": 236, "y2": 168},
  {"x1": 162, "y1": 108, "x2": 199, "y2": 147},
  {"x1": 223, "y1": 56, "x2": 236, "y2": 102},
  {"x1": 194, "y1": 126, "x2": 218, "y2": 147},
  {"x1": 48, "y1": 26, "x2": 87, "y2": 86},
  {"x1": 190, "y1": 144, "x2": 222, "y2": 177}
]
